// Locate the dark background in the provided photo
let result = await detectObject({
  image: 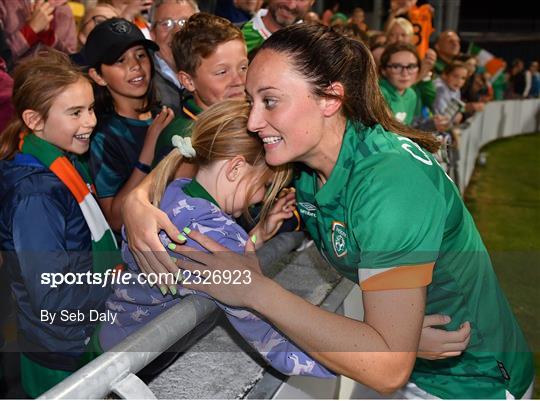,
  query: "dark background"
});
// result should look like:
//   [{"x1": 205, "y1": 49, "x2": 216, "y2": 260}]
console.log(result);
[{"x1": 321, "y1": 0, "x2": 540, "y2": 65}]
